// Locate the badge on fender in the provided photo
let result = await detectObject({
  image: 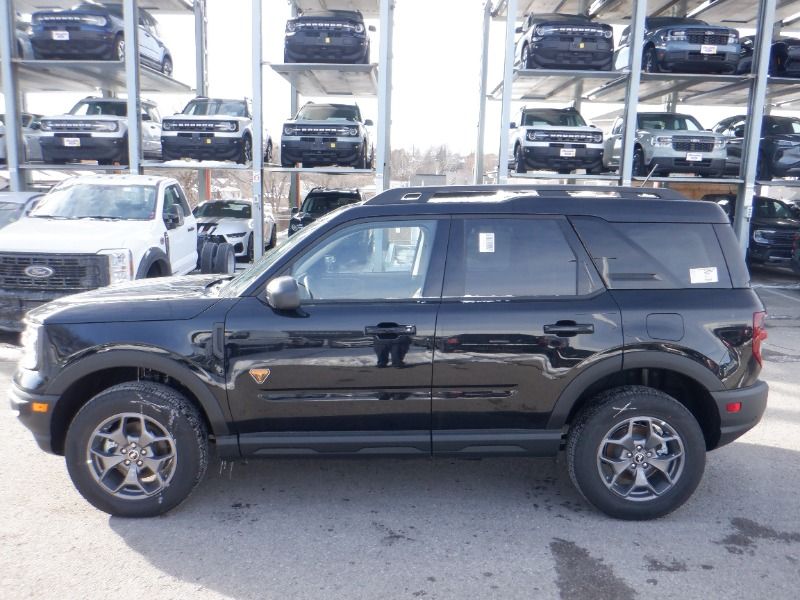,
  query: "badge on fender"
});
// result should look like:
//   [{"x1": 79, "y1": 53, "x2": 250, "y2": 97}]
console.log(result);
[{"x1": 249, "y1": 368, "x2": 271, "y2": 384}]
